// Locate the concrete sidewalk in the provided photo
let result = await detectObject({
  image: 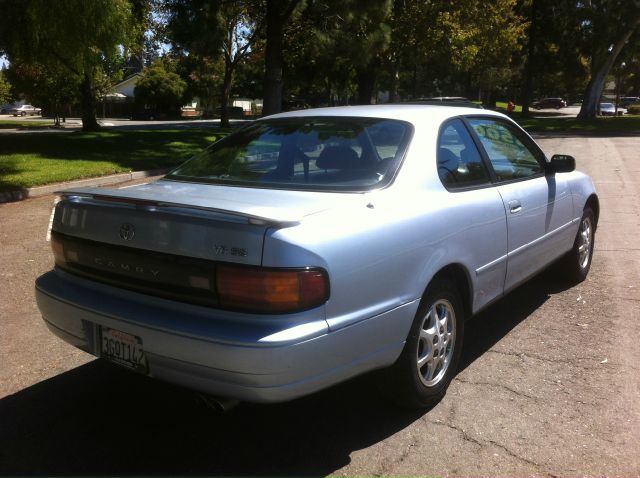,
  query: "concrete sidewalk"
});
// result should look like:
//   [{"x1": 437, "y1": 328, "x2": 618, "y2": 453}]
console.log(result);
[{"x1": 0, "y1": 168, "x2": 170, "y2": 203}]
